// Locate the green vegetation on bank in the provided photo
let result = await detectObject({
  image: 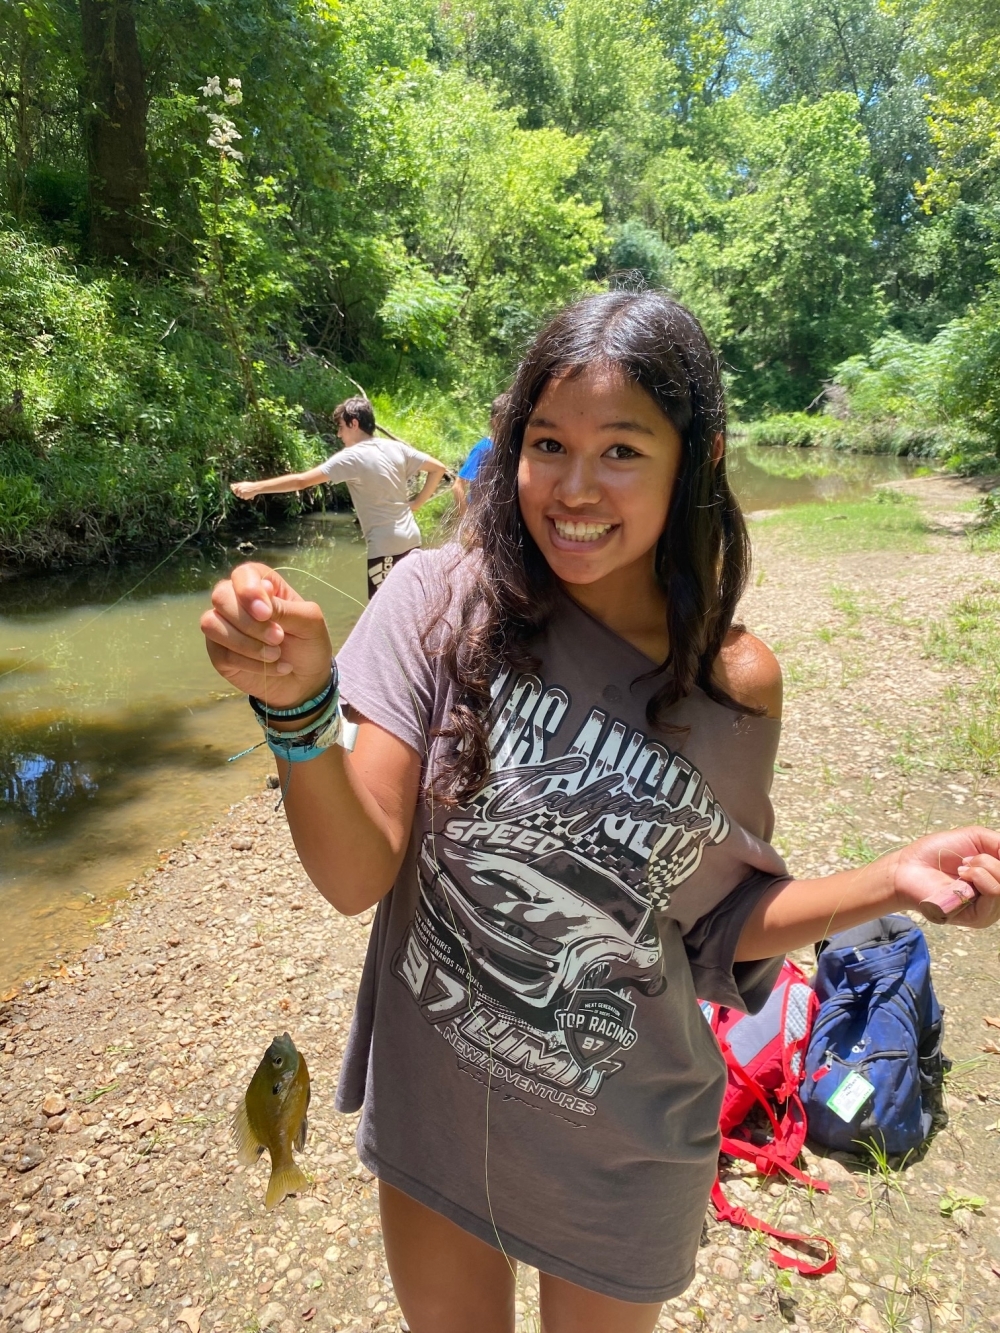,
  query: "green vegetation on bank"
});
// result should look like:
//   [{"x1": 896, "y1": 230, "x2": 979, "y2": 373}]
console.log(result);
[
  {"x1": 752, "y1": 493, "x2": 930, "y2": 556},
  {"x1": 1, "y1": 0, "x2": 999, "y2": 566}
]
